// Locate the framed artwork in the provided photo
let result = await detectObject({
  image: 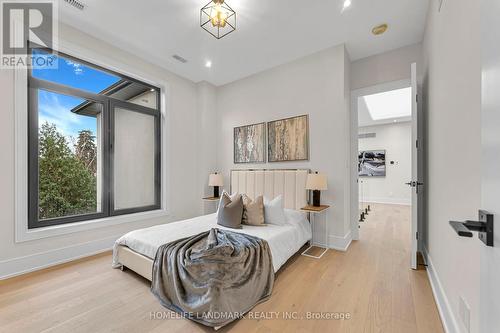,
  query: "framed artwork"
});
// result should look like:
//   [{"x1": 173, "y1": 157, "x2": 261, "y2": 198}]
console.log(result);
[
  {"x1": 358, "y1": 150, "x2": 386, "y2": 177},
  {"x1": 234, "y1": 122, "x2": 266, "y2": 163},
  {"x1": 267, "y1": 115, "x2": 309, "y2": 162}
]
